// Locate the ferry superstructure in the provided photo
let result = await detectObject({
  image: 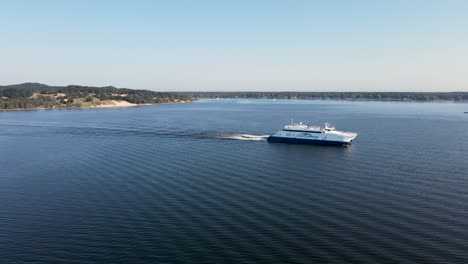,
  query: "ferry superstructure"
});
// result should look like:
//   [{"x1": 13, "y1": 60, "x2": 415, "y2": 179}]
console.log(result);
[{"x1": 267, "y1": 122, "x2": 357, "y2": 146}]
